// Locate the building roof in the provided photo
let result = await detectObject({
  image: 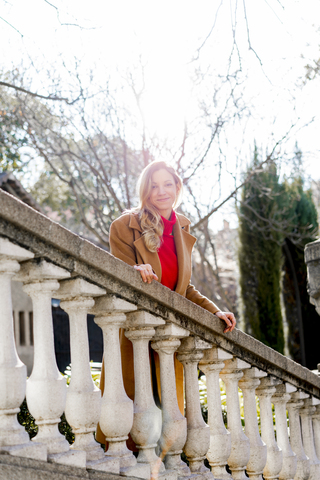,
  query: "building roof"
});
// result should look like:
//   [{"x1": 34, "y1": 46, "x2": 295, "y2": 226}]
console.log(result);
[{"x1": 0, "y1": 172, "x2": 42, "y2": 212}]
